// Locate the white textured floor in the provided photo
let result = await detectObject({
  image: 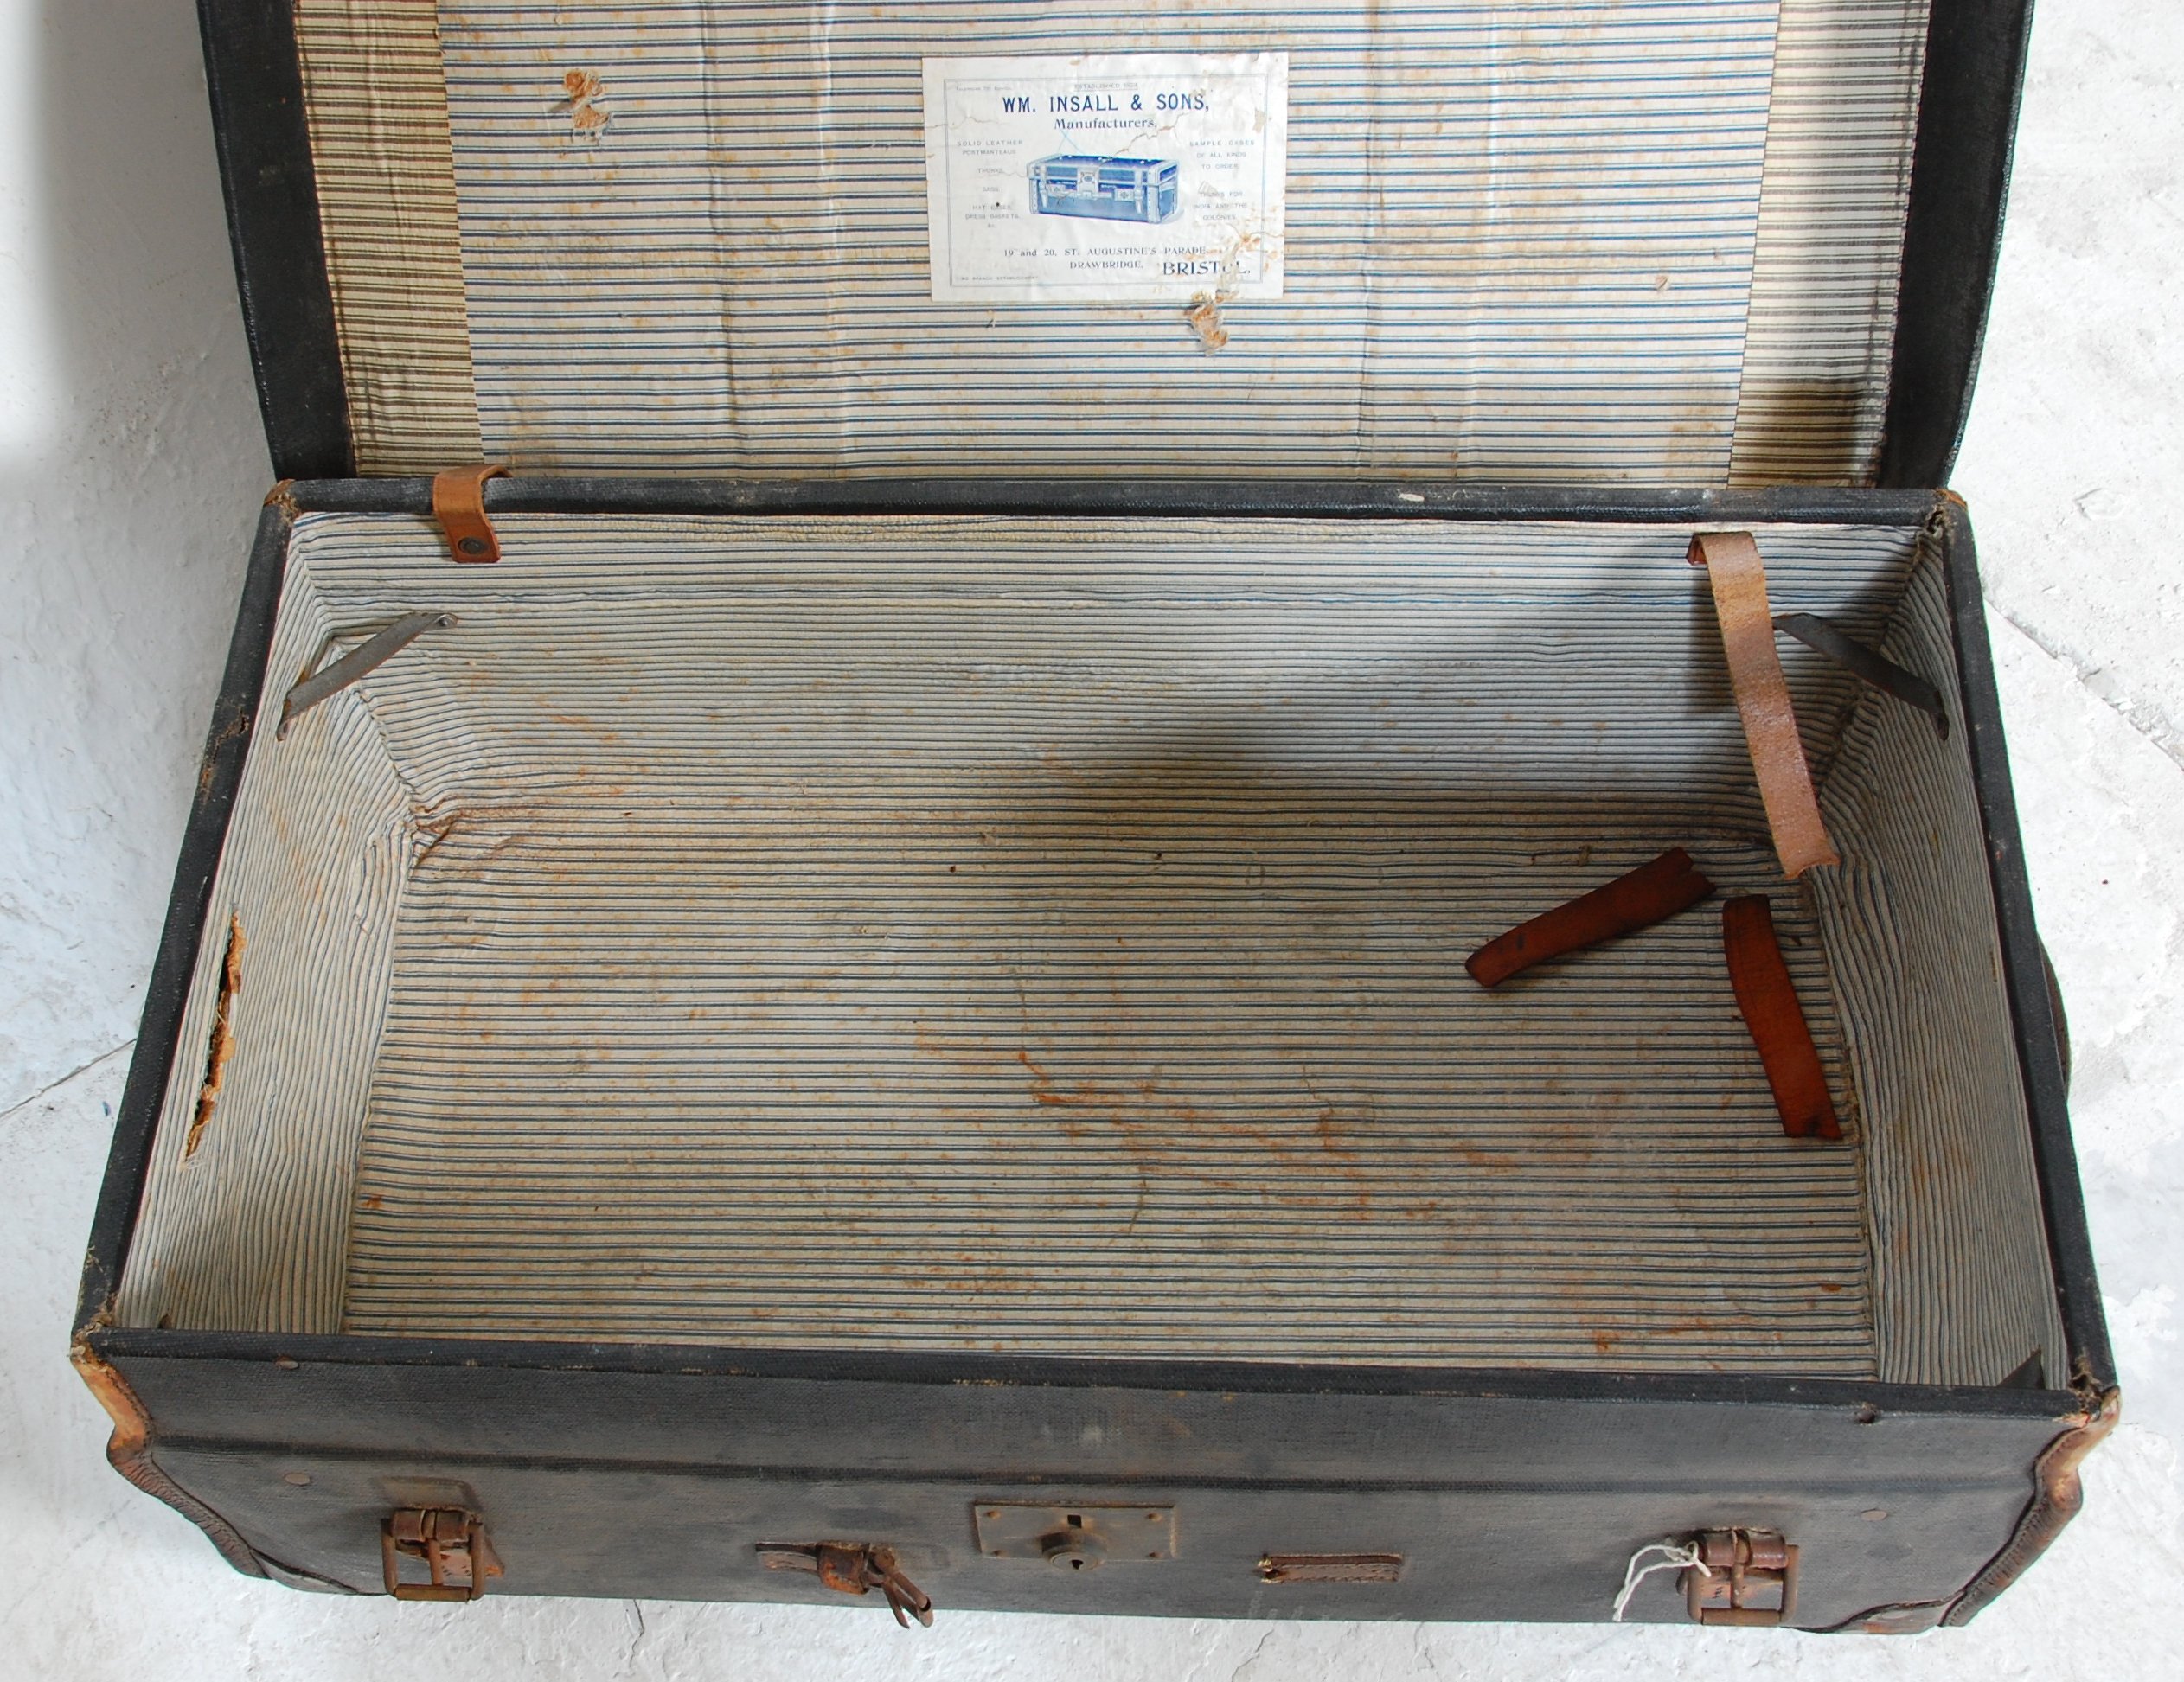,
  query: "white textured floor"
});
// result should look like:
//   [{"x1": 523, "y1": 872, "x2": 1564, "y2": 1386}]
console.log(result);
[{"x1": 3, "y1": 1, "x2": 2178, "y2": 1676}]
